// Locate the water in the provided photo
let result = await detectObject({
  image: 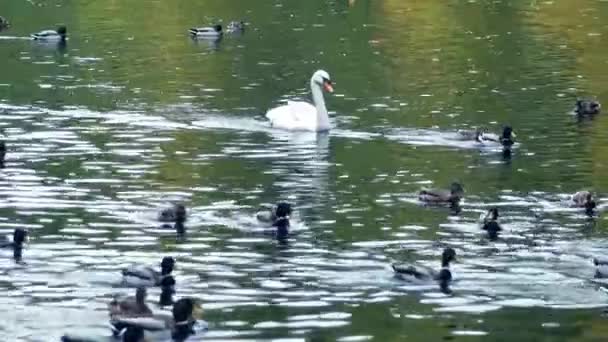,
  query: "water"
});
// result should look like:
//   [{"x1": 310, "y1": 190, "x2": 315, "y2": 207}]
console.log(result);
[{"x1": 1, "y1": 0, "x2": 608, "y2": 340}]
